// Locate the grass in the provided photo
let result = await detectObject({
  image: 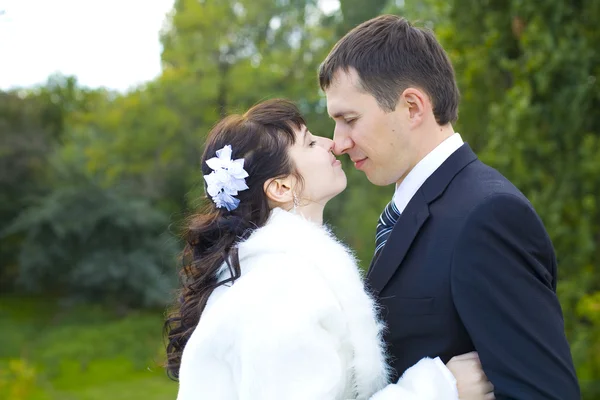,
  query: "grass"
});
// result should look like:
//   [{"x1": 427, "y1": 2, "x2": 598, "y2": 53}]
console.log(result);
[{"x1": 0, "y1": 296, "x2": 177, "y2": 400}]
